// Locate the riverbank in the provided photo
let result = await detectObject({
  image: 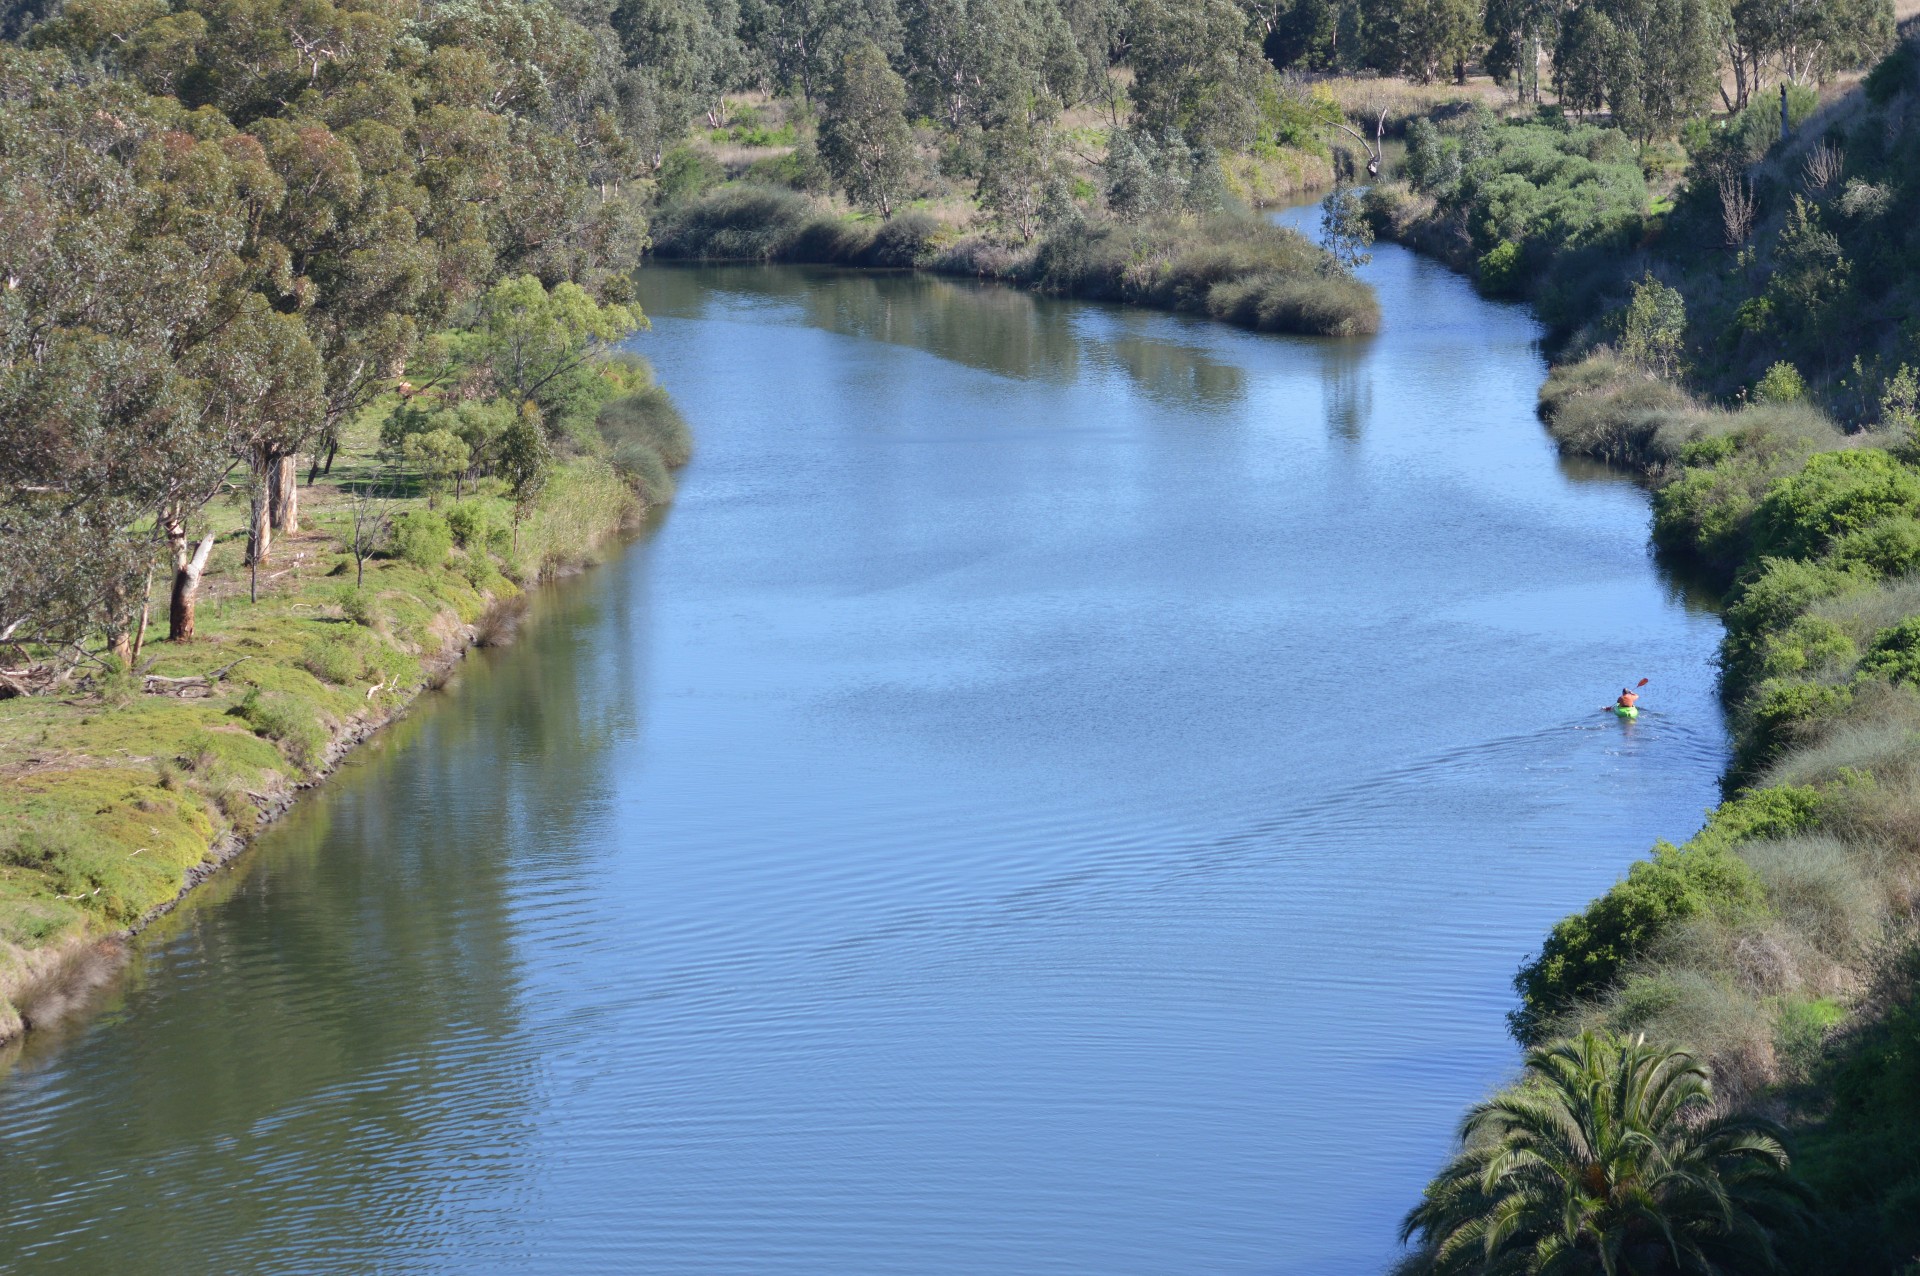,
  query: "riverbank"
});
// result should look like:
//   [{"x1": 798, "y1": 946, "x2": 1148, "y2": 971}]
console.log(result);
[
  {"x1": 0, "y1": 372, "x2": 691, "y2": 1049},
  {"x1": 1373, "y1": 39, "x2": 1920, "y2": 1270},
  {"x1": 651, "y1": 185, "x2": 1381, "y2": 339}
]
